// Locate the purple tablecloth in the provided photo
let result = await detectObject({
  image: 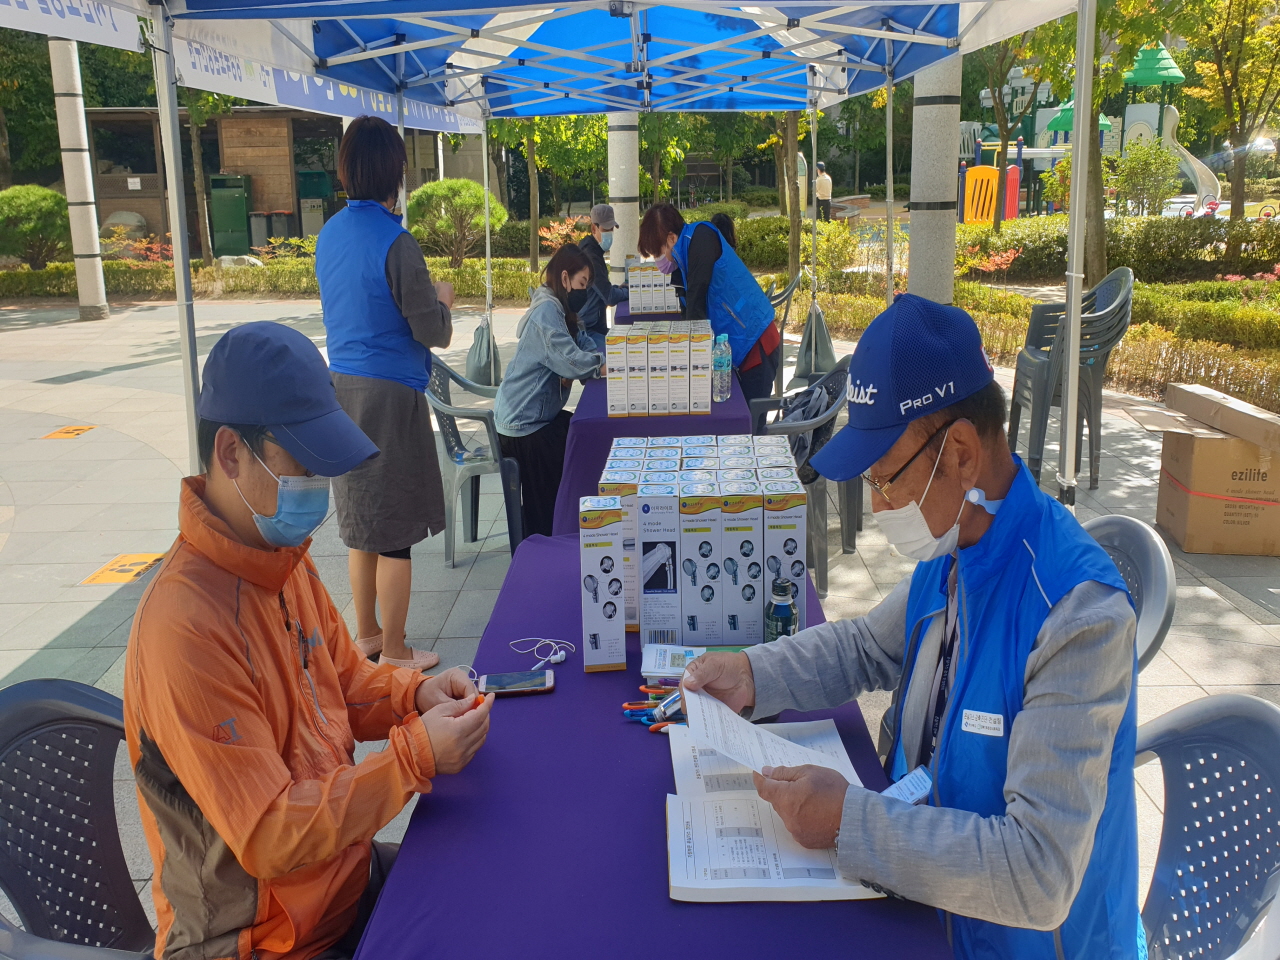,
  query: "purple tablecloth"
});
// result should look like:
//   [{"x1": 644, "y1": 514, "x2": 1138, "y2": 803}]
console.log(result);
[
  {"x1": 355, "y1": 534, "x2": 953, "y2": 960},
  {"x1": 550, "y1": 378, "x2": 753, "y2": 535}
]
